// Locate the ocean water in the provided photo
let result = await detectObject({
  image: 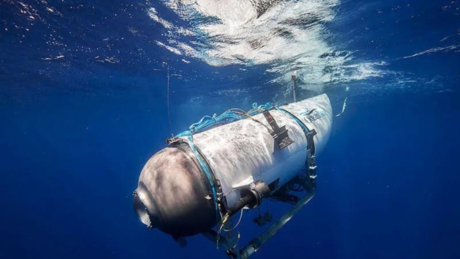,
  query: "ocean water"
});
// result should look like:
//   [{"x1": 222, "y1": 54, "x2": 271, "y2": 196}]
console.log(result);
[{"x1": 1, "y1": 0, "x2": 459, "y2": 259}]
